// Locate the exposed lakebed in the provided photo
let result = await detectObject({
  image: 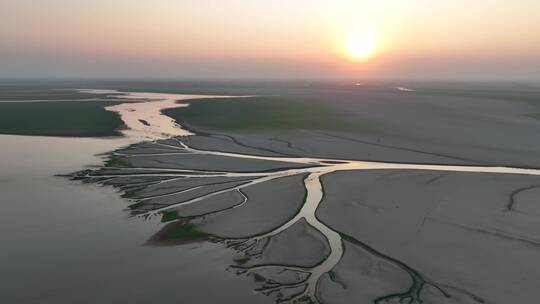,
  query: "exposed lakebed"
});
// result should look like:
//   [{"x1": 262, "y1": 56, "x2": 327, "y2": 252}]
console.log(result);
[{"x1": 67, "y1": 89, "x2": 540, "y2": 304}]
